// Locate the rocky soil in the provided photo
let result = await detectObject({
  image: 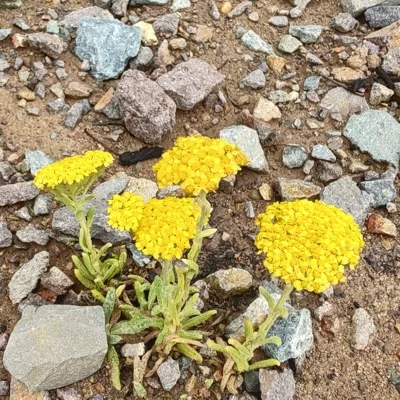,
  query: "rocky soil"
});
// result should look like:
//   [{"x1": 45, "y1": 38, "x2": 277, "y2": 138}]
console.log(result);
[{"x1": 0, "y1": 0, "x2": 400, "y2": 399}]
